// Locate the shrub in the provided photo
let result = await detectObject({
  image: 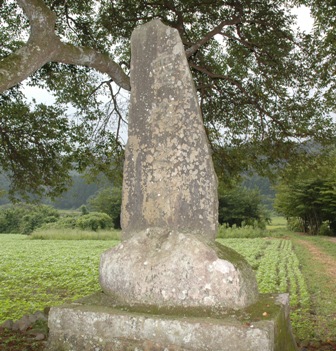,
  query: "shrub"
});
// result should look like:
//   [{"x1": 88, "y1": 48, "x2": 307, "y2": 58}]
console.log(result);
[
  {"x1": 76, "y1": 212, "x2": 112, "y2": 231},
  {"x1": 30, "y1": 228, "x2": 120, "y2": 240},
  {"x1": 0, "y1": 204, "x2": 60, "y2": 234},
  {"x1": 287, "y1": 217, "x2": 305, "y2": 232},
  {"x1": 218, "y1": 186, "x2": 270, "y2": 229},
  {"x1": 217, "y1": 224, "x2": 268, "y2": 239},
  {"x1": 40, "y1": 216, "x2": 77, "y2": 230},
  {"x1": 318, "y1": 222, "x2": 334, "y2": 236},
  {"x1": 88, "y1": 187, "x2": 121, "y2": 229}
]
